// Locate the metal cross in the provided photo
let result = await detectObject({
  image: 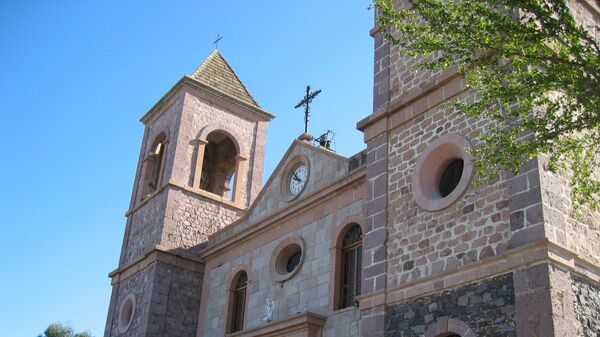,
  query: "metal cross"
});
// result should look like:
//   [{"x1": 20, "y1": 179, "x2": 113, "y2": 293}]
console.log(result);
[
  {"x1": 294, "y1": 85, "x2": 321, "y2": 134},
  {"x1": 213, "y1": 34, "x2": 223, "y2": 49}
]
